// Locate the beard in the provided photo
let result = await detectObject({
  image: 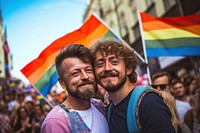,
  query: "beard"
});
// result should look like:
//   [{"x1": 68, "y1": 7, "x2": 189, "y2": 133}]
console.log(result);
[
  {"x1": 97, "y1": 71, "x2": 127, "y2": 93},
  {"x1": 65, "y1": 80, "x2": 97, "y2": 100}
]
